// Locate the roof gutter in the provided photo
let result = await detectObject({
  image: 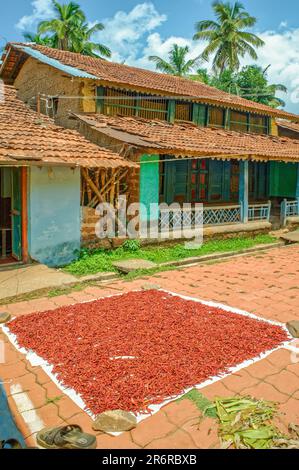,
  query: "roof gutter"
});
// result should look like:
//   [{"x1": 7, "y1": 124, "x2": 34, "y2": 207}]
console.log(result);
[{"x1": 12, "y1": 44, "x2": 99, "y2": 80}]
